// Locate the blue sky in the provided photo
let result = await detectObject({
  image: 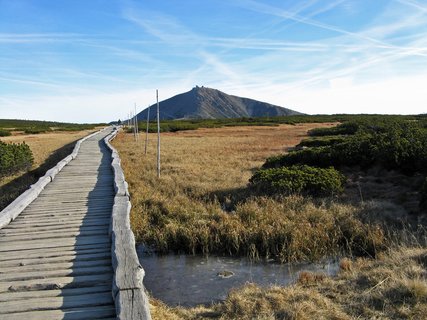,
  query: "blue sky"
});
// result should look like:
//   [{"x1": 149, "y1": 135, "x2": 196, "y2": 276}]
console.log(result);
[{"x1": 1, "y1": 0, "x2": 427, "y2": 122}]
